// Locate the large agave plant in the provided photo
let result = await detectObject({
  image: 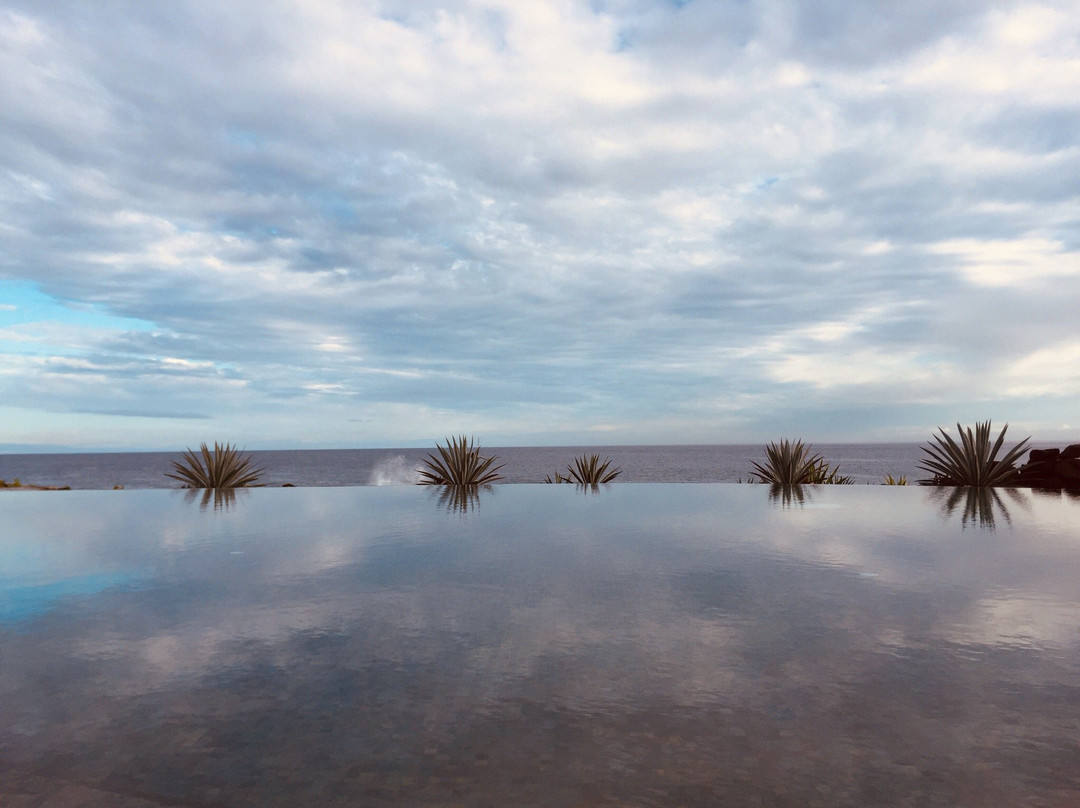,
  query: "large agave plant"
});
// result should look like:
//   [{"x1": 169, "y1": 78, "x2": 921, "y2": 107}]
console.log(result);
[
  {"x1": 917, "y1": 421, "x2": 1030, "y2": 487},
  {"x1": 166, "y1": 442, "x2": 264, "y2": 488},
  {"x1": 417, "y1": 436, "x2": 504, "y2": 486},
  {"x1": 750, "y1": 439, "x2": 851, "y2": 485},
  {"x1": 545, "y1": 453, "x2": 622, "y2": 485}
]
